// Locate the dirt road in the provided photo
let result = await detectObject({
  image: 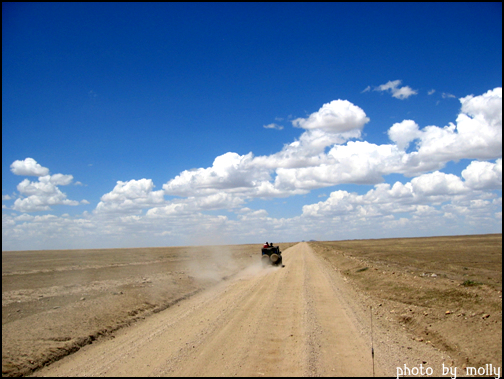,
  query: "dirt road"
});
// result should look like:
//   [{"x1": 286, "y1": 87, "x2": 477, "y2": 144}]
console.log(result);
[{"x1": 34, "y1": 243, "x2": 381, "y2": 376}]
